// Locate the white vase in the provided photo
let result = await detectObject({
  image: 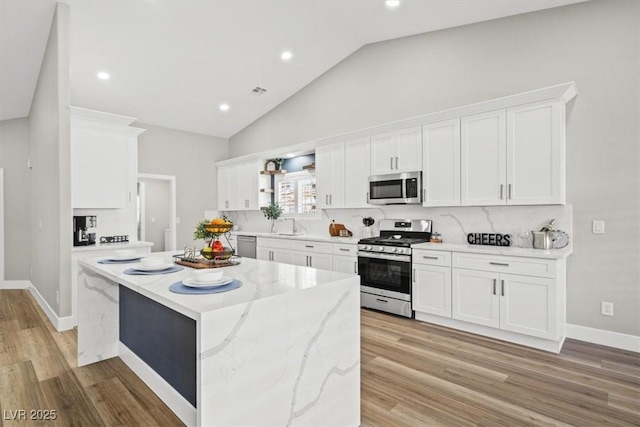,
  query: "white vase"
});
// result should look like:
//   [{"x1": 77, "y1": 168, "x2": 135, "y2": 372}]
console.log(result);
[{"x1": 270, "y1": 219, "x2": 277, "y2": 233}]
